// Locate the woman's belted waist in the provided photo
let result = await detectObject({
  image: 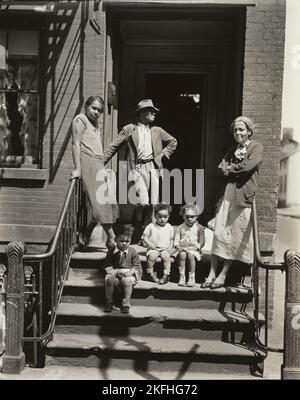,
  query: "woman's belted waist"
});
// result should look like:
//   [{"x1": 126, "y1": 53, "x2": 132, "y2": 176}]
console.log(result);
[{"x1": 137, "y1": 158, "x2": 154, "y2": 165}]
